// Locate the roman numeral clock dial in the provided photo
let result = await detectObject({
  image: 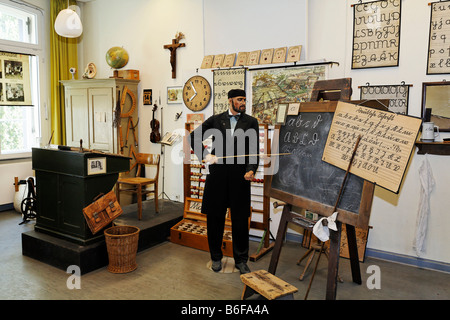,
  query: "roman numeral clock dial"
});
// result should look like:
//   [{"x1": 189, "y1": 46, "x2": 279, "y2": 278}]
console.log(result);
[{"x1": 183, "y1": 75, "x2": 211, "y2": 111}]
